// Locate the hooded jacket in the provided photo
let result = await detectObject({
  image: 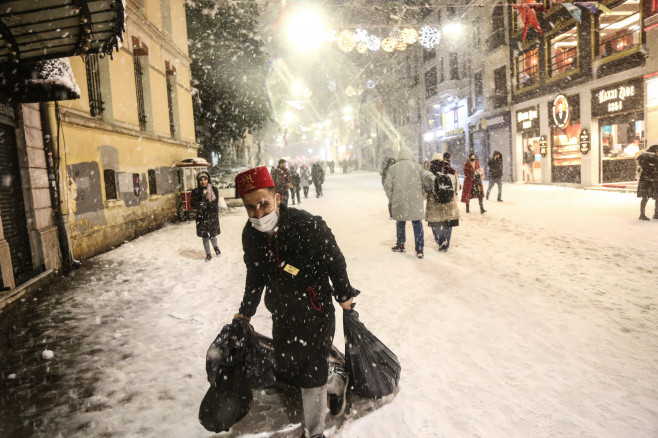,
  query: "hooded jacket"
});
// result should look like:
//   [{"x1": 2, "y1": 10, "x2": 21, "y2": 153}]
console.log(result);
[
  {"x1": 488, "y1": 151, "x2": 503, "y2": 180},
  {"x1": 637, "y1": 149, "x2": 658, "y2": 199},
  {"x1": 384, "y1": 147, "x2": 425, "y2": 221}
]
